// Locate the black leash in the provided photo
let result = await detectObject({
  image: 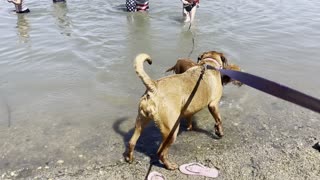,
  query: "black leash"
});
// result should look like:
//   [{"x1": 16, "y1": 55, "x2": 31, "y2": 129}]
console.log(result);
[
  {"x1": 187, "y1": 19, "x2": 195, "y2": 58},
  {"x1": 205, "y1": 65, "x2": 320, "y2": 113}
]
